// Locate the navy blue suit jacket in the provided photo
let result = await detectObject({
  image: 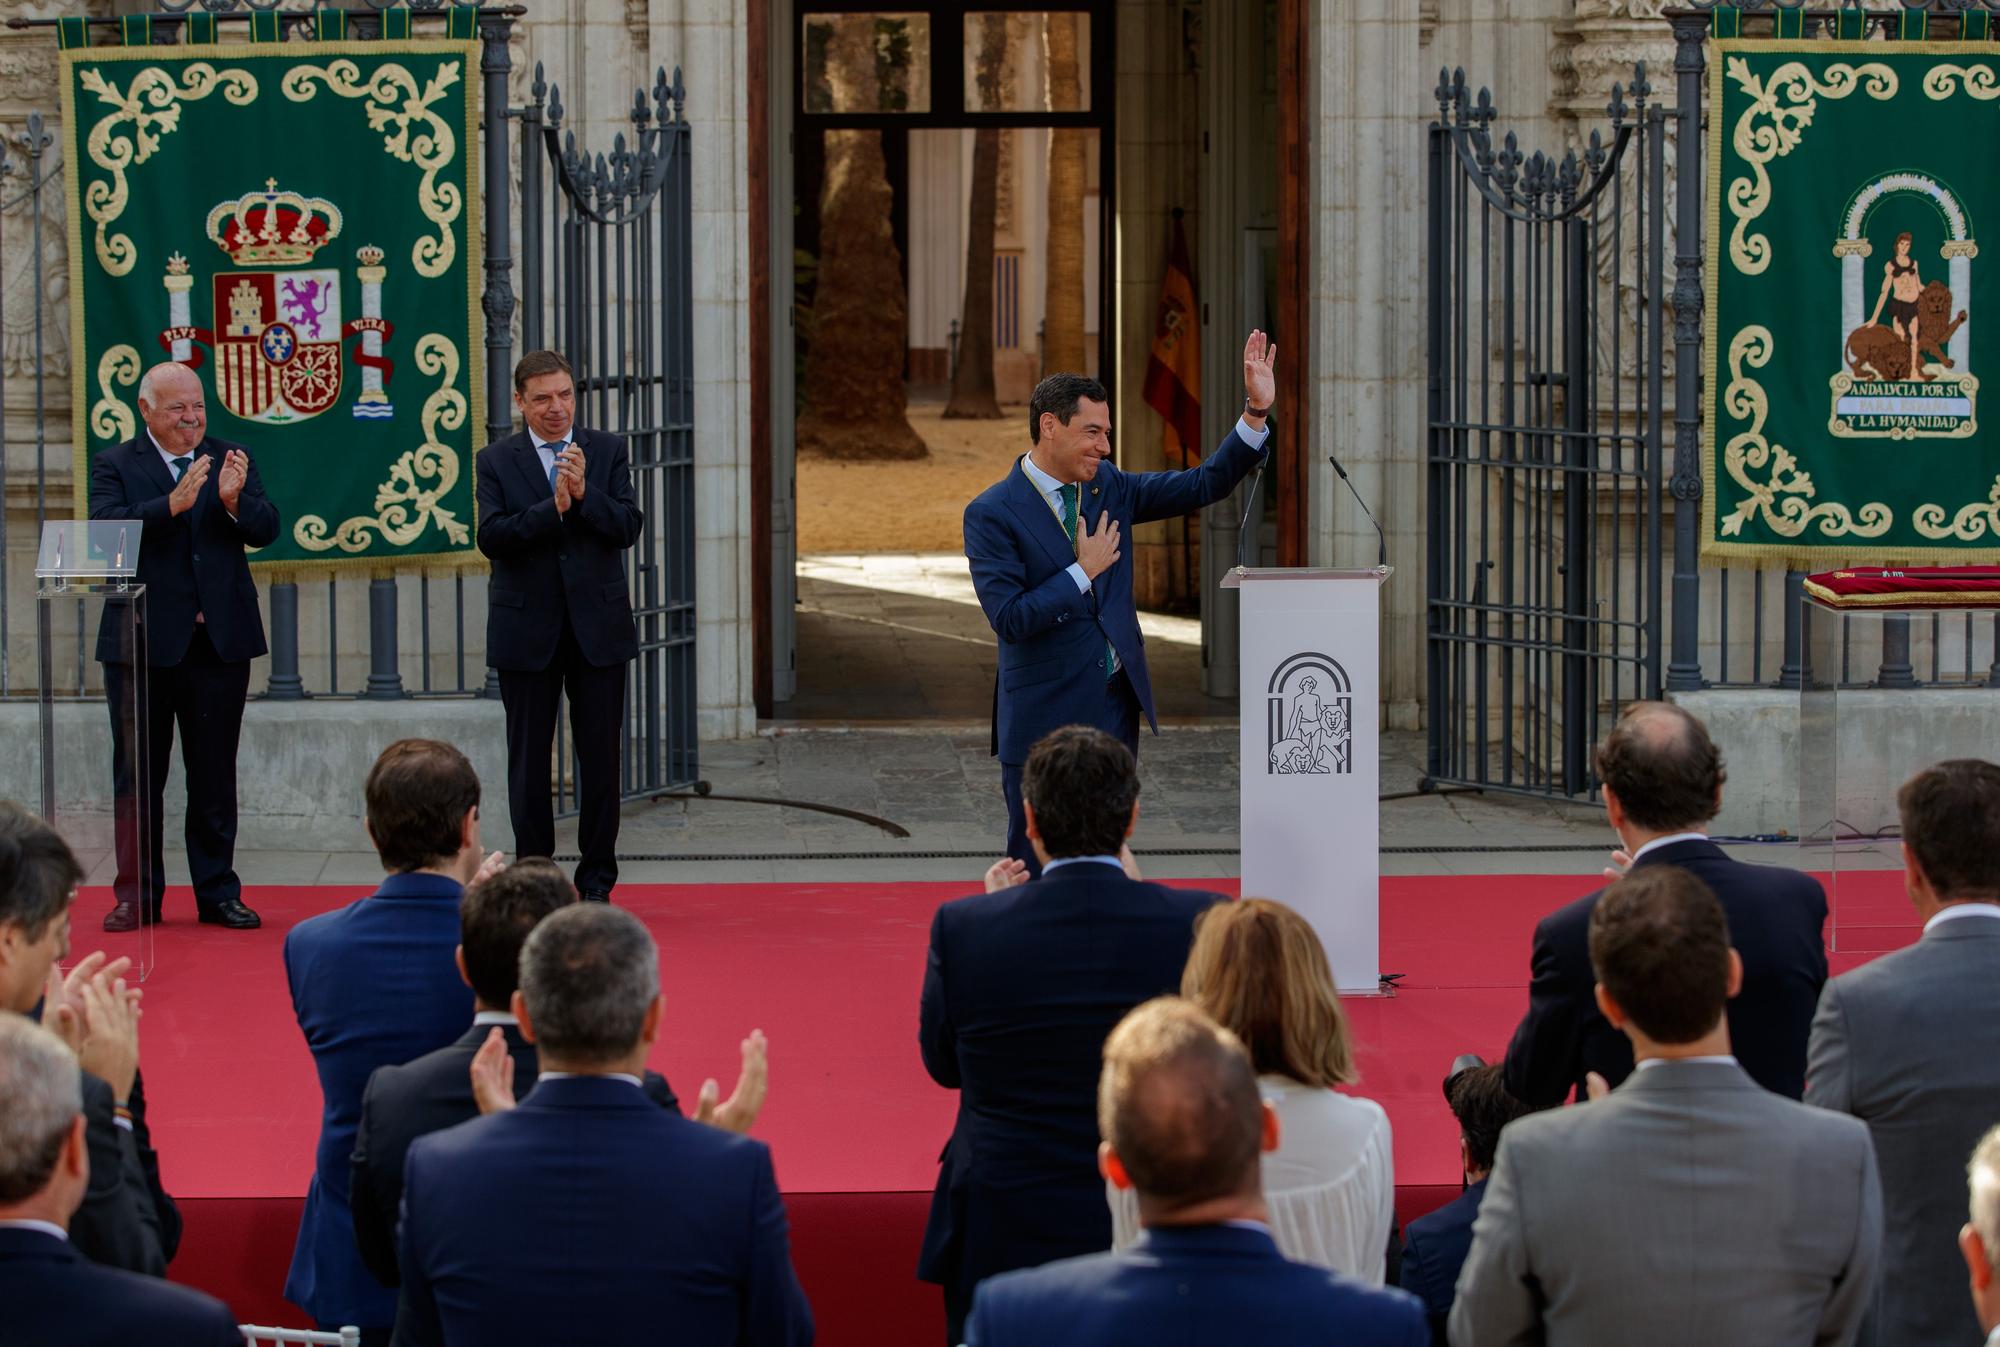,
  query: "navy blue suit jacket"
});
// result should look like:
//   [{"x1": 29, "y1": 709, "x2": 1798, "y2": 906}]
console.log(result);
[
  {"x1": 0, "y1": 1227, "x2": 240, "y2": 1347},
  {"x1": 475, "y1": 427, "x2": 642, "y2": 671},
  {"x1": 1502, "y1": 837, "x2": 1828, "y2": 1106},
  {"x1": 395, "y1": 1075, "x2": 813, "y2": 1347},
  {"x1": 965, "y1": 1224, "x2": 1429, "y2": 1347},
  {"x1": 917, "y1": 862, "x2": 1224, "y2": 1300},
  {"x1": 1399, "y1": 1179, "x2": 1486, "y2": 1345},
  {"x1": 88, "y1": 433, "x2": 280, "y2": 666},
  {"x1": 964, "y1": 427, "x2": 1266, "y2": 762},
  {"x1": 283, "y1": 873, "x2": 474, "y2": 1328}
]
